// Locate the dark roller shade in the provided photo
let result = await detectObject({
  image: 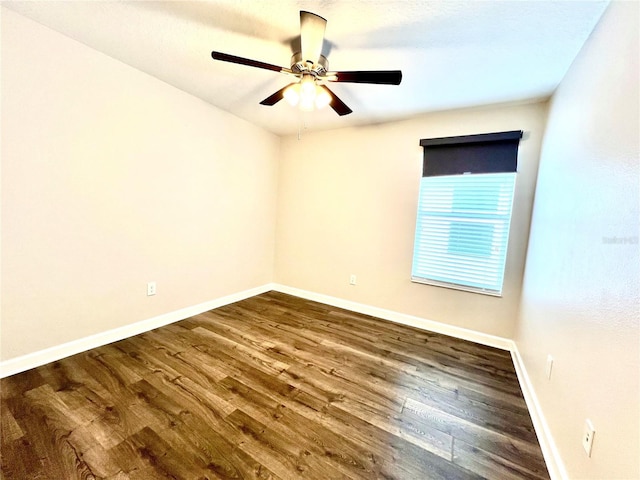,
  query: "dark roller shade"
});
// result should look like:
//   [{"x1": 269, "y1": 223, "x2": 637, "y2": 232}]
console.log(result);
[{"x1": 419, "y1": 131, "x2": 523, "y2": 177}]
